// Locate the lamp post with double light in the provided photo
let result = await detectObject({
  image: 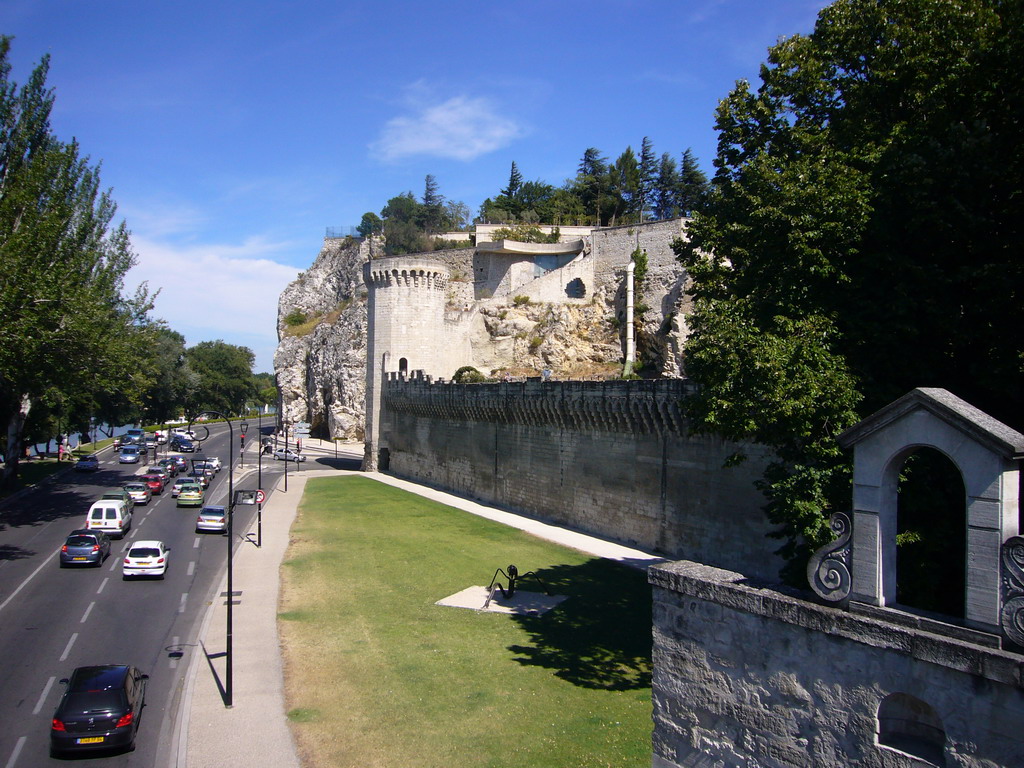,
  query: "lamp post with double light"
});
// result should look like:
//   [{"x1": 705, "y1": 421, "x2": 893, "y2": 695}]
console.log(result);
[{"x1": 187, "y1": 411, "x2": 247, "y2": 708}]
